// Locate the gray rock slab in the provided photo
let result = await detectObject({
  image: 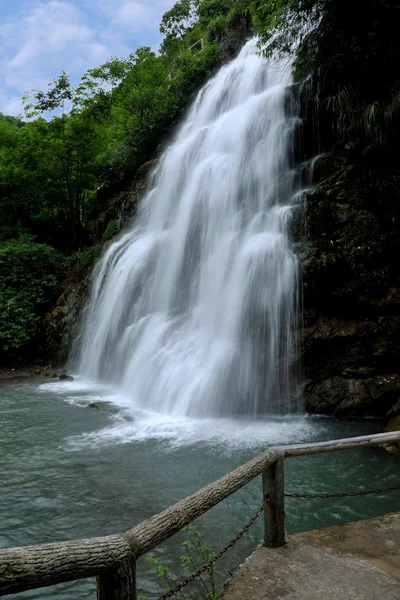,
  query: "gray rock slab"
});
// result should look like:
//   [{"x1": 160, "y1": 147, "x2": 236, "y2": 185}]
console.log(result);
[{"x1": 222, "y1": 513, "x2": 400, "y2": 600}]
